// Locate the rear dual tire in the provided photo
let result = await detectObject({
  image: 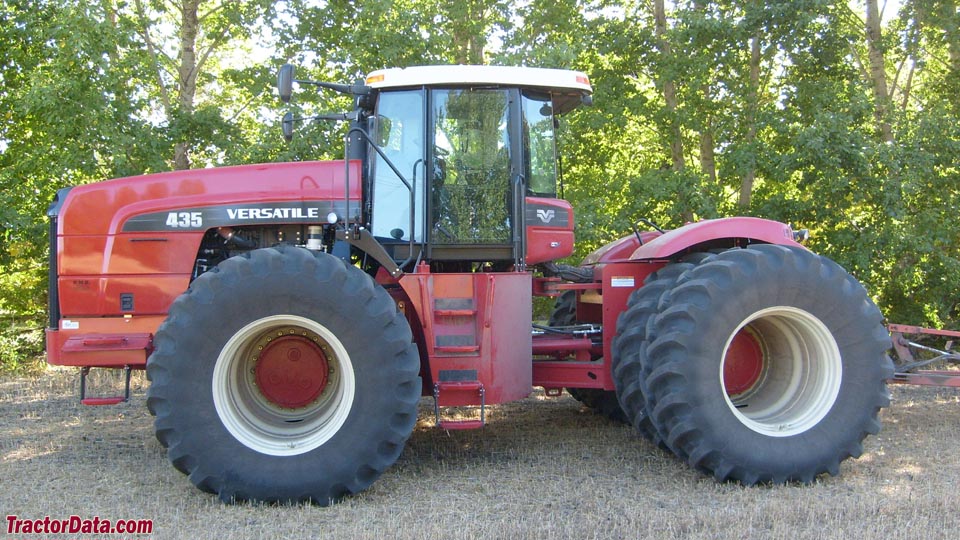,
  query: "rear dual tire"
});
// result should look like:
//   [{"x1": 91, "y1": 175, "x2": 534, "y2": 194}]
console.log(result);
[
  {"x1": 613, "y1": 245, "x2": 892, "y2": 484},
  {"x1": 611, "y1": 254, "x2": 711, "y2": 447}
]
